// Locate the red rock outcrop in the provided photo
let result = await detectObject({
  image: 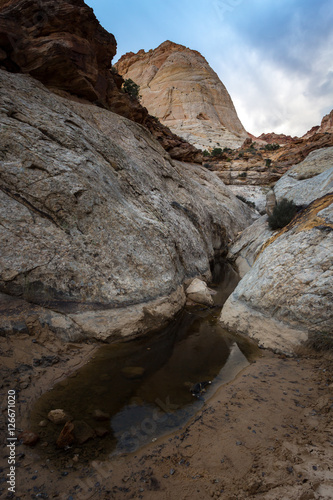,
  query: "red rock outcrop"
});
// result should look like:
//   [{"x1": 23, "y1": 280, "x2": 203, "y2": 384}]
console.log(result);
[
  {"x1": 301, "y1": 125, "x2": 320, "y2": 140},
  {"x1": 0, "y1": 0, "x2": 116, "y2": 100},
  {"x1": 273, "y1": 132, "x2": 333, "y2": 168},
  {"x1": 318, "y1": 109, "x2": 333, "y2": 134},
  {"x1": 254, "y1": 110, "x2": 333, "y2": 148},
  {"x1": 0, "y1": 0, "x2": 200, "y2": 162},
  {"x1": 302, "y1": 109, "x2": 333, "y2": 139},
  {"x1": 257, "y1": 132, "x2": 297, "y2": 145}
]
